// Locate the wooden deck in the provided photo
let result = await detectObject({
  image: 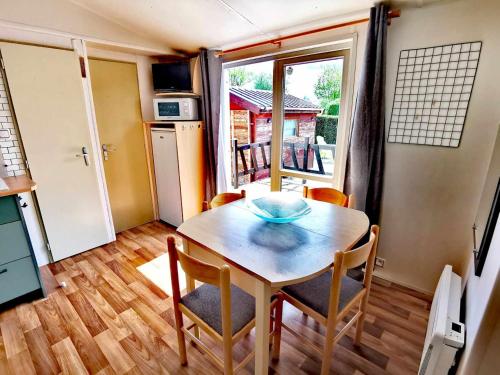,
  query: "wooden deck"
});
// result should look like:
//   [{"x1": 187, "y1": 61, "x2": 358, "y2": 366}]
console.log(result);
[{"x1": 0, "y1": 221, "x2": 430, "y2": 374}]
